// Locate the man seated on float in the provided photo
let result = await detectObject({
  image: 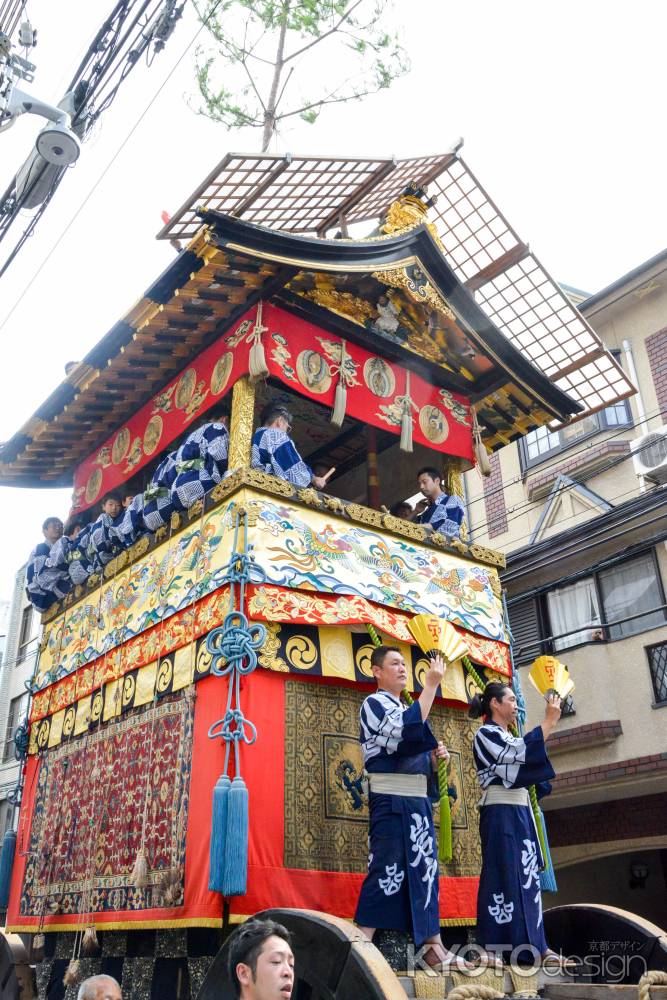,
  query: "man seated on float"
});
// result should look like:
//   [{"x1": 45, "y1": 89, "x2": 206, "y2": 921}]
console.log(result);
[
  {"x1": 414, "y1": 466, "x2": 465, "y2": 538},
  {"x1": 171, "y1": 408, "x2": 230, "y2": 510},
  {"x1": 142, "y1": 451, "x2": 180, "y2": 532},
  {"x1": 251, "y1": 402, "x2": 330, "y2": 489},
  {"x1": 41, "y1": 516, "x2": 86, "y2": 597},
  {"x1": 83, "y1": 493, "x2": 124, "y2": 572},
  {"x1": 112, "y1": 491, "x2": 147, "y2": 547},
  {"x1": 26, "y1": 516, "x2": 64, "y2": 611}
]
